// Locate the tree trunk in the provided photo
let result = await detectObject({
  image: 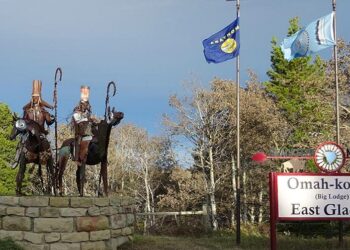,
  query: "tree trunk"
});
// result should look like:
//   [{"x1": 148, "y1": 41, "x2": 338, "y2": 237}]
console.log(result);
[
  {"x1": 143, "y1": 165, "x2": 151, "y2": 235},
  {"x1": 231, "y1": 154, "x2": 236, "y2": 228},
  {"x1": 258, "y1": 182, "x2": 264, "y2": 223},
  {"x1": 199, "y1": 145, "x2": 208, "y2": 191},
  {"x1": 121, "y1": 163, "x2": 124, "y2": 191},
  {"x1": 149, "y1": 186, "x2": 155, "y2": 226},
  {"x1": 250, "y1": 198, "x2": 255, "y2": 223},
  {"x1": 208, "y1": 146, "x2": 218, "y2": 231},
  {"x1": 242, "y1": 168, "x2": 247, "y2": 224}
]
